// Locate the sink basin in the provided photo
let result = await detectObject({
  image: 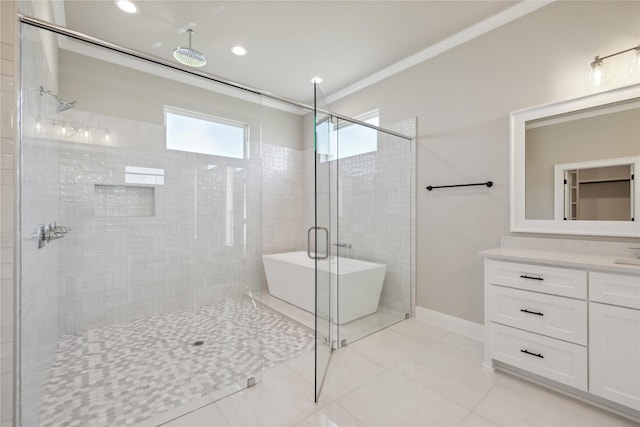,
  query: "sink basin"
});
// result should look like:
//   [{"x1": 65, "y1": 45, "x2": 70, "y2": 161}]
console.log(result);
[{"x1": 614, "y1": 258, "x2": 640, "y2": 266}]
